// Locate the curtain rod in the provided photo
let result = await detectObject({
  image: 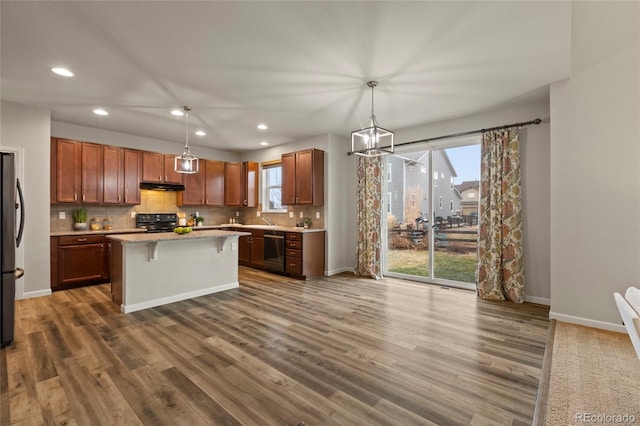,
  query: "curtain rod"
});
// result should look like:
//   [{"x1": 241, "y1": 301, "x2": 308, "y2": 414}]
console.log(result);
[{"x1": 348, "y1": 117, "x2": 542, "y2": 155}]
